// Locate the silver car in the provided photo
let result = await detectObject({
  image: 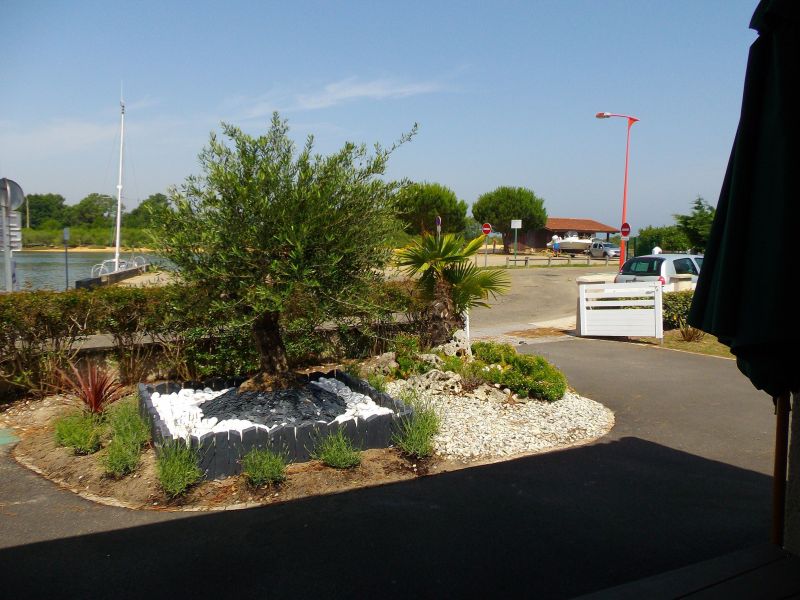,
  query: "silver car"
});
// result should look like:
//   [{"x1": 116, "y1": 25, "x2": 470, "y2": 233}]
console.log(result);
[
  {"x1": 588, "y1": 241, "x2": 620, "y2": 258},
  {"x1": 614, "y1": 254, "x2": 704, "y2": 286}
]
